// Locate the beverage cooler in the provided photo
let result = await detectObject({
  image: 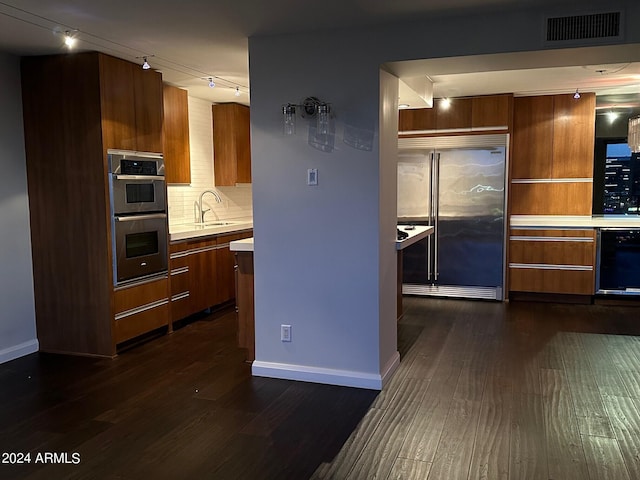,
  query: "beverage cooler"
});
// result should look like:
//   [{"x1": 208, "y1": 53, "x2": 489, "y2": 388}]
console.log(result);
[{"x1": 597, "y1": 228, "x2": 640, "y2": 295}]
